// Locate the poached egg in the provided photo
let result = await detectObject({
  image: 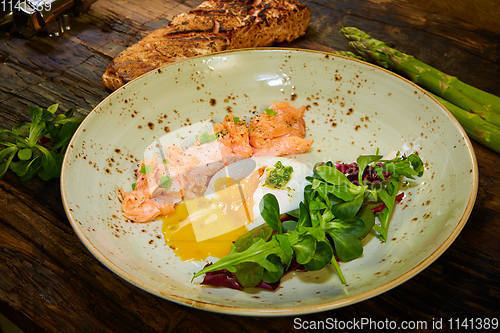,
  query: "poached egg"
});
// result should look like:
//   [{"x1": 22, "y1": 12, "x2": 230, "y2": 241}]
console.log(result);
[{"x1": 161, "y1": 156, "x2": 311, "y2": 261}]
